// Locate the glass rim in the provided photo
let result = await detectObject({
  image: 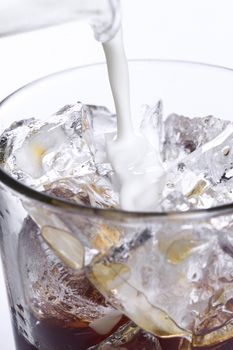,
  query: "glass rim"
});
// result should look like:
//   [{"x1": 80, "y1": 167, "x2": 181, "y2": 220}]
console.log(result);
[{"x1": 1, "y1": 58, "x2": 233, "y2": 221}]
